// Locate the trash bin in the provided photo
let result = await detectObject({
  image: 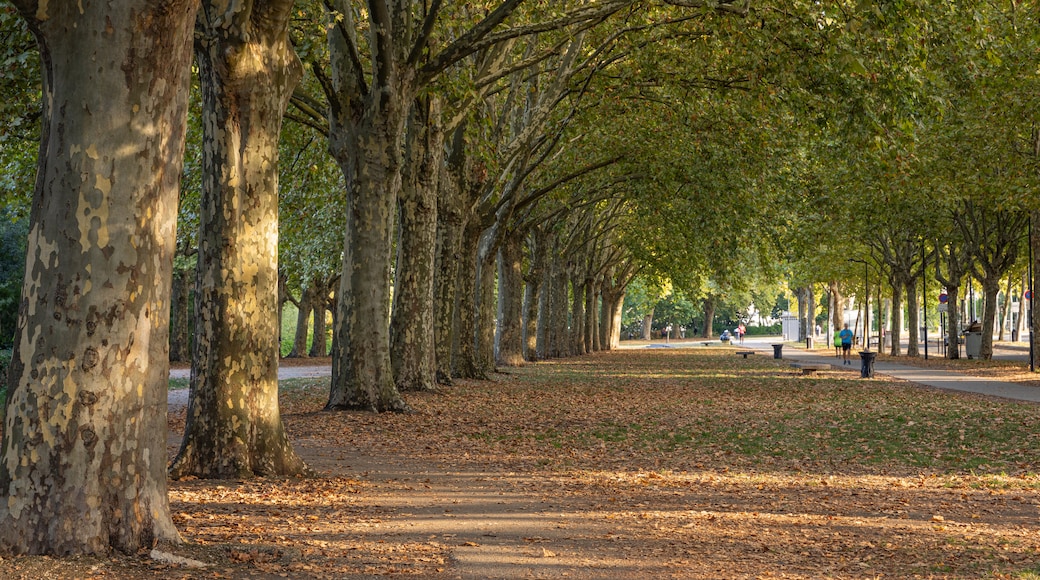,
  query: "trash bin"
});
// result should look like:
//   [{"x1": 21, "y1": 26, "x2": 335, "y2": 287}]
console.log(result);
[
  {"x1": 859, "y1": 350, "x2": 877, "y2": 378},
  {"x1": 772, "y1": 344, "x2": 784, "y2": 359},
  {"x1": 964, "y1": 332, "x2": 982, "y2": 359}
]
